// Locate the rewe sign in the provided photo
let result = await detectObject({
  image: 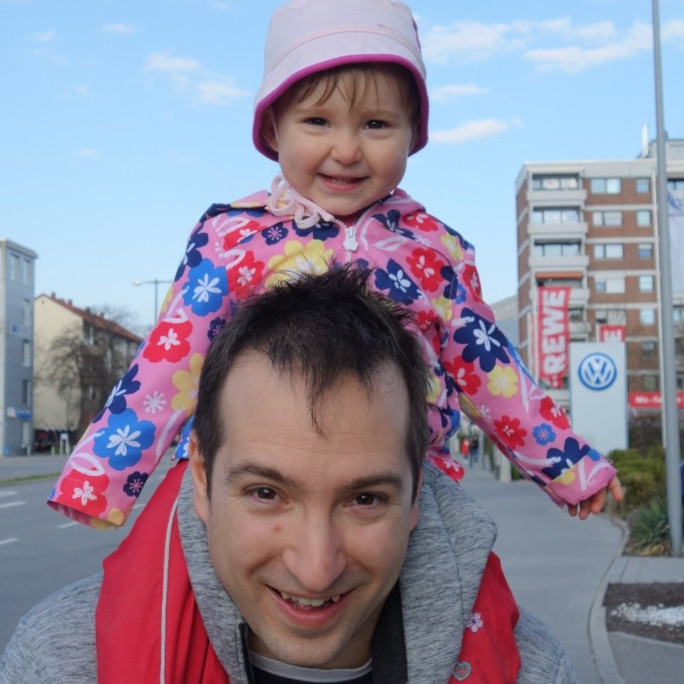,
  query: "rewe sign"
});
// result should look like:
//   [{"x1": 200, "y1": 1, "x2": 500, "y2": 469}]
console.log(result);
[{"x1": 537, "y1": 286, "x2": 570, "y2": 388}]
